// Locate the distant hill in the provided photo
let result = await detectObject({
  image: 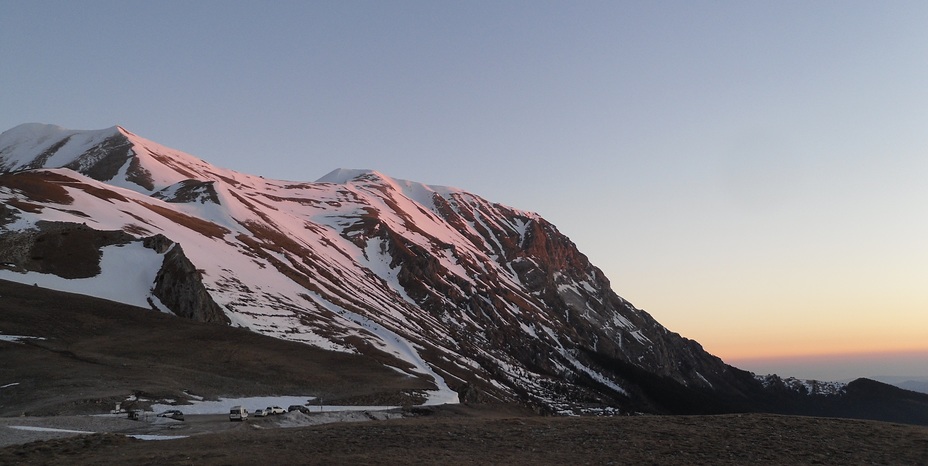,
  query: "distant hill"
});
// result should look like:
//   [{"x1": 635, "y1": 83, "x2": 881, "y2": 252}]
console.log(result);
[{"x1": 868, "y1": 377, "x2": 928, "y2": 395}]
